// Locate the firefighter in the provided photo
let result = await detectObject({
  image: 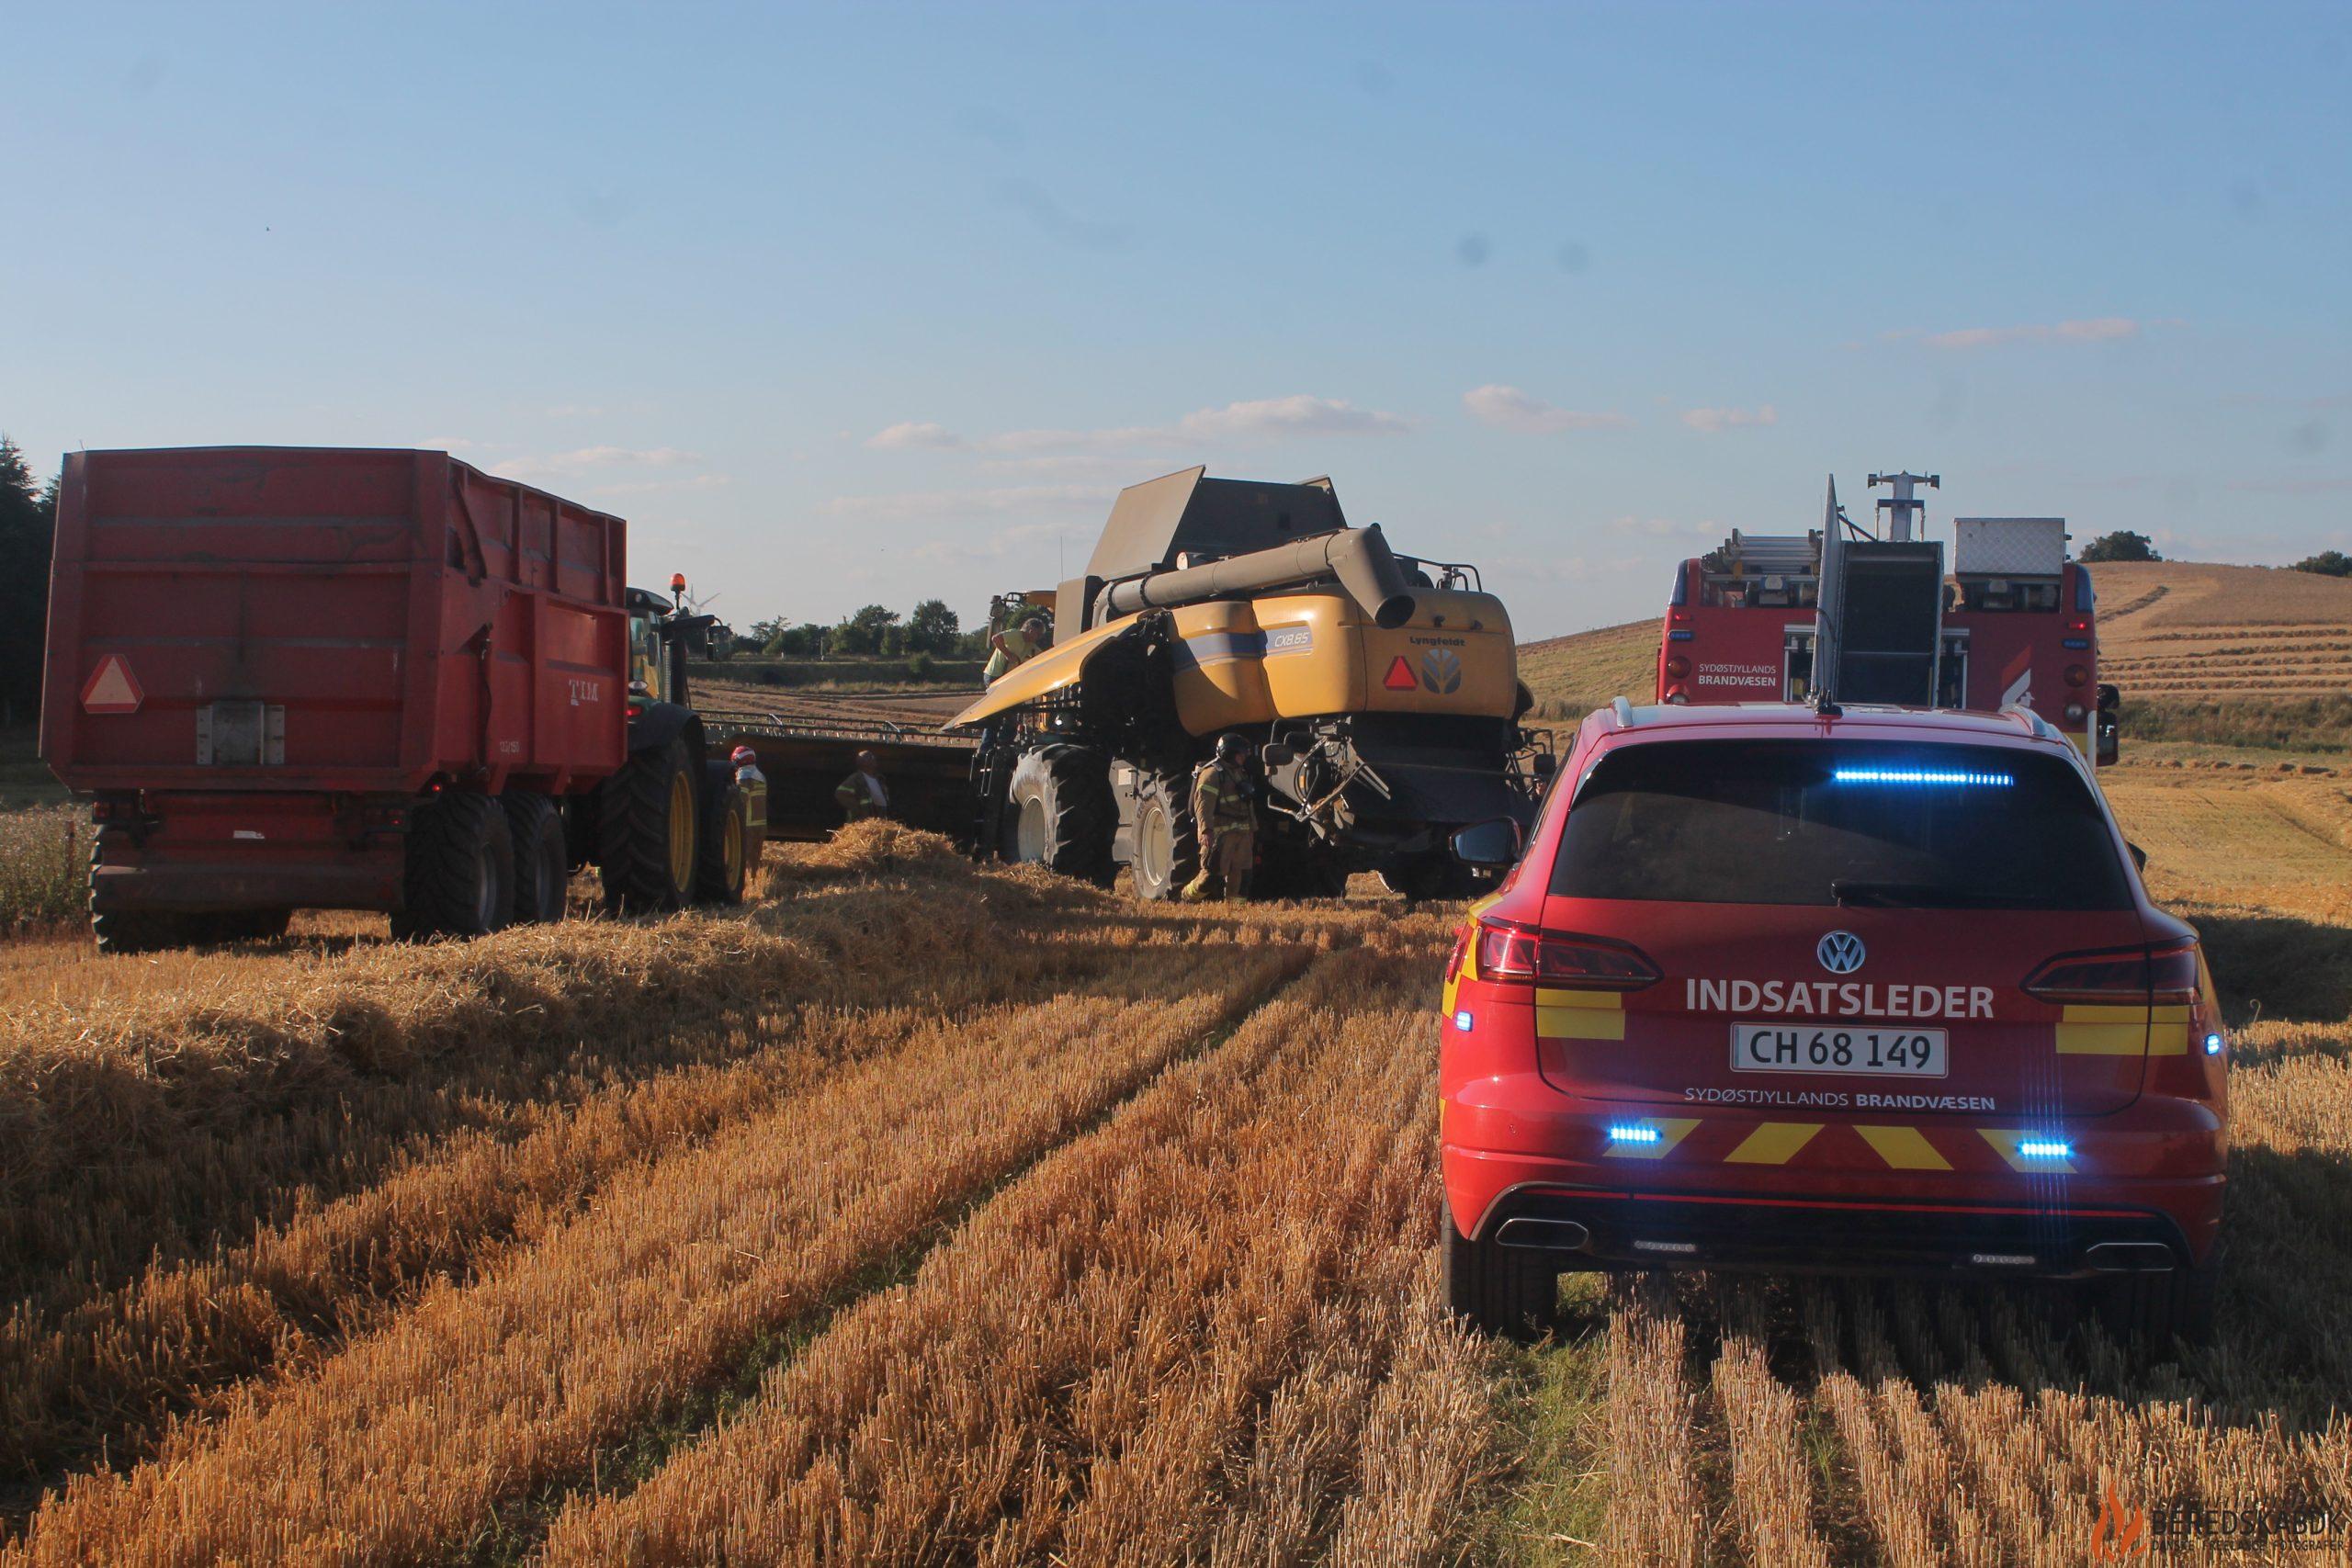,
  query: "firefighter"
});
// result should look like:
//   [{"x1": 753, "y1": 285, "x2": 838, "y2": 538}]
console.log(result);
[
  {"x1": 1182, "y1": 733, "x2": 1256, "y2": 902},
  {"x1": 730, "y1": 744, "x2": 770, "y2": 850},
  {"x1": 984, "y1": 615, "x2": 1049, "y2": 682},
  {"x1": 834, "y1": 749, "x2": 890, "y2": 821}
]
